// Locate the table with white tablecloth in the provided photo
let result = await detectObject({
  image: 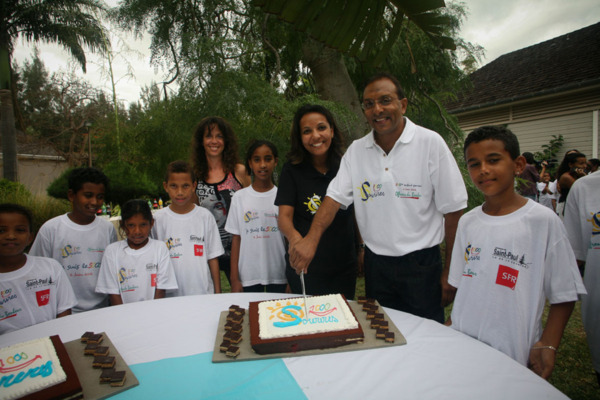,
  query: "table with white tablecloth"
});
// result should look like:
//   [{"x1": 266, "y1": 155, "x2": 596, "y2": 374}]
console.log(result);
[{"x1": 0, "y1": 293, "x2": 568, "y2": 399}]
